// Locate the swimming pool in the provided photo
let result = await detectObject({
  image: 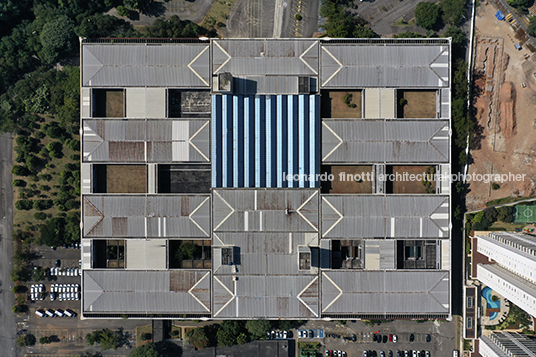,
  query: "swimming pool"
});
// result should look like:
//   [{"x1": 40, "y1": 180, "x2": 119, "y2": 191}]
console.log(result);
[{"x1": 482, "y1": 286, "x2": 500, "y2": 320}]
